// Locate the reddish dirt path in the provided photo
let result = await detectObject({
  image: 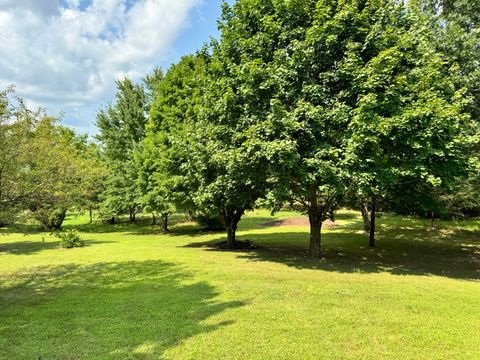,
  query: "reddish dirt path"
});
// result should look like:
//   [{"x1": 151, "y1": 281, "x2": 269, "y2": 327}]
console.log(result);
[{"x1": 260, "y1": 217, "x2": 337, "y2": 228}]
